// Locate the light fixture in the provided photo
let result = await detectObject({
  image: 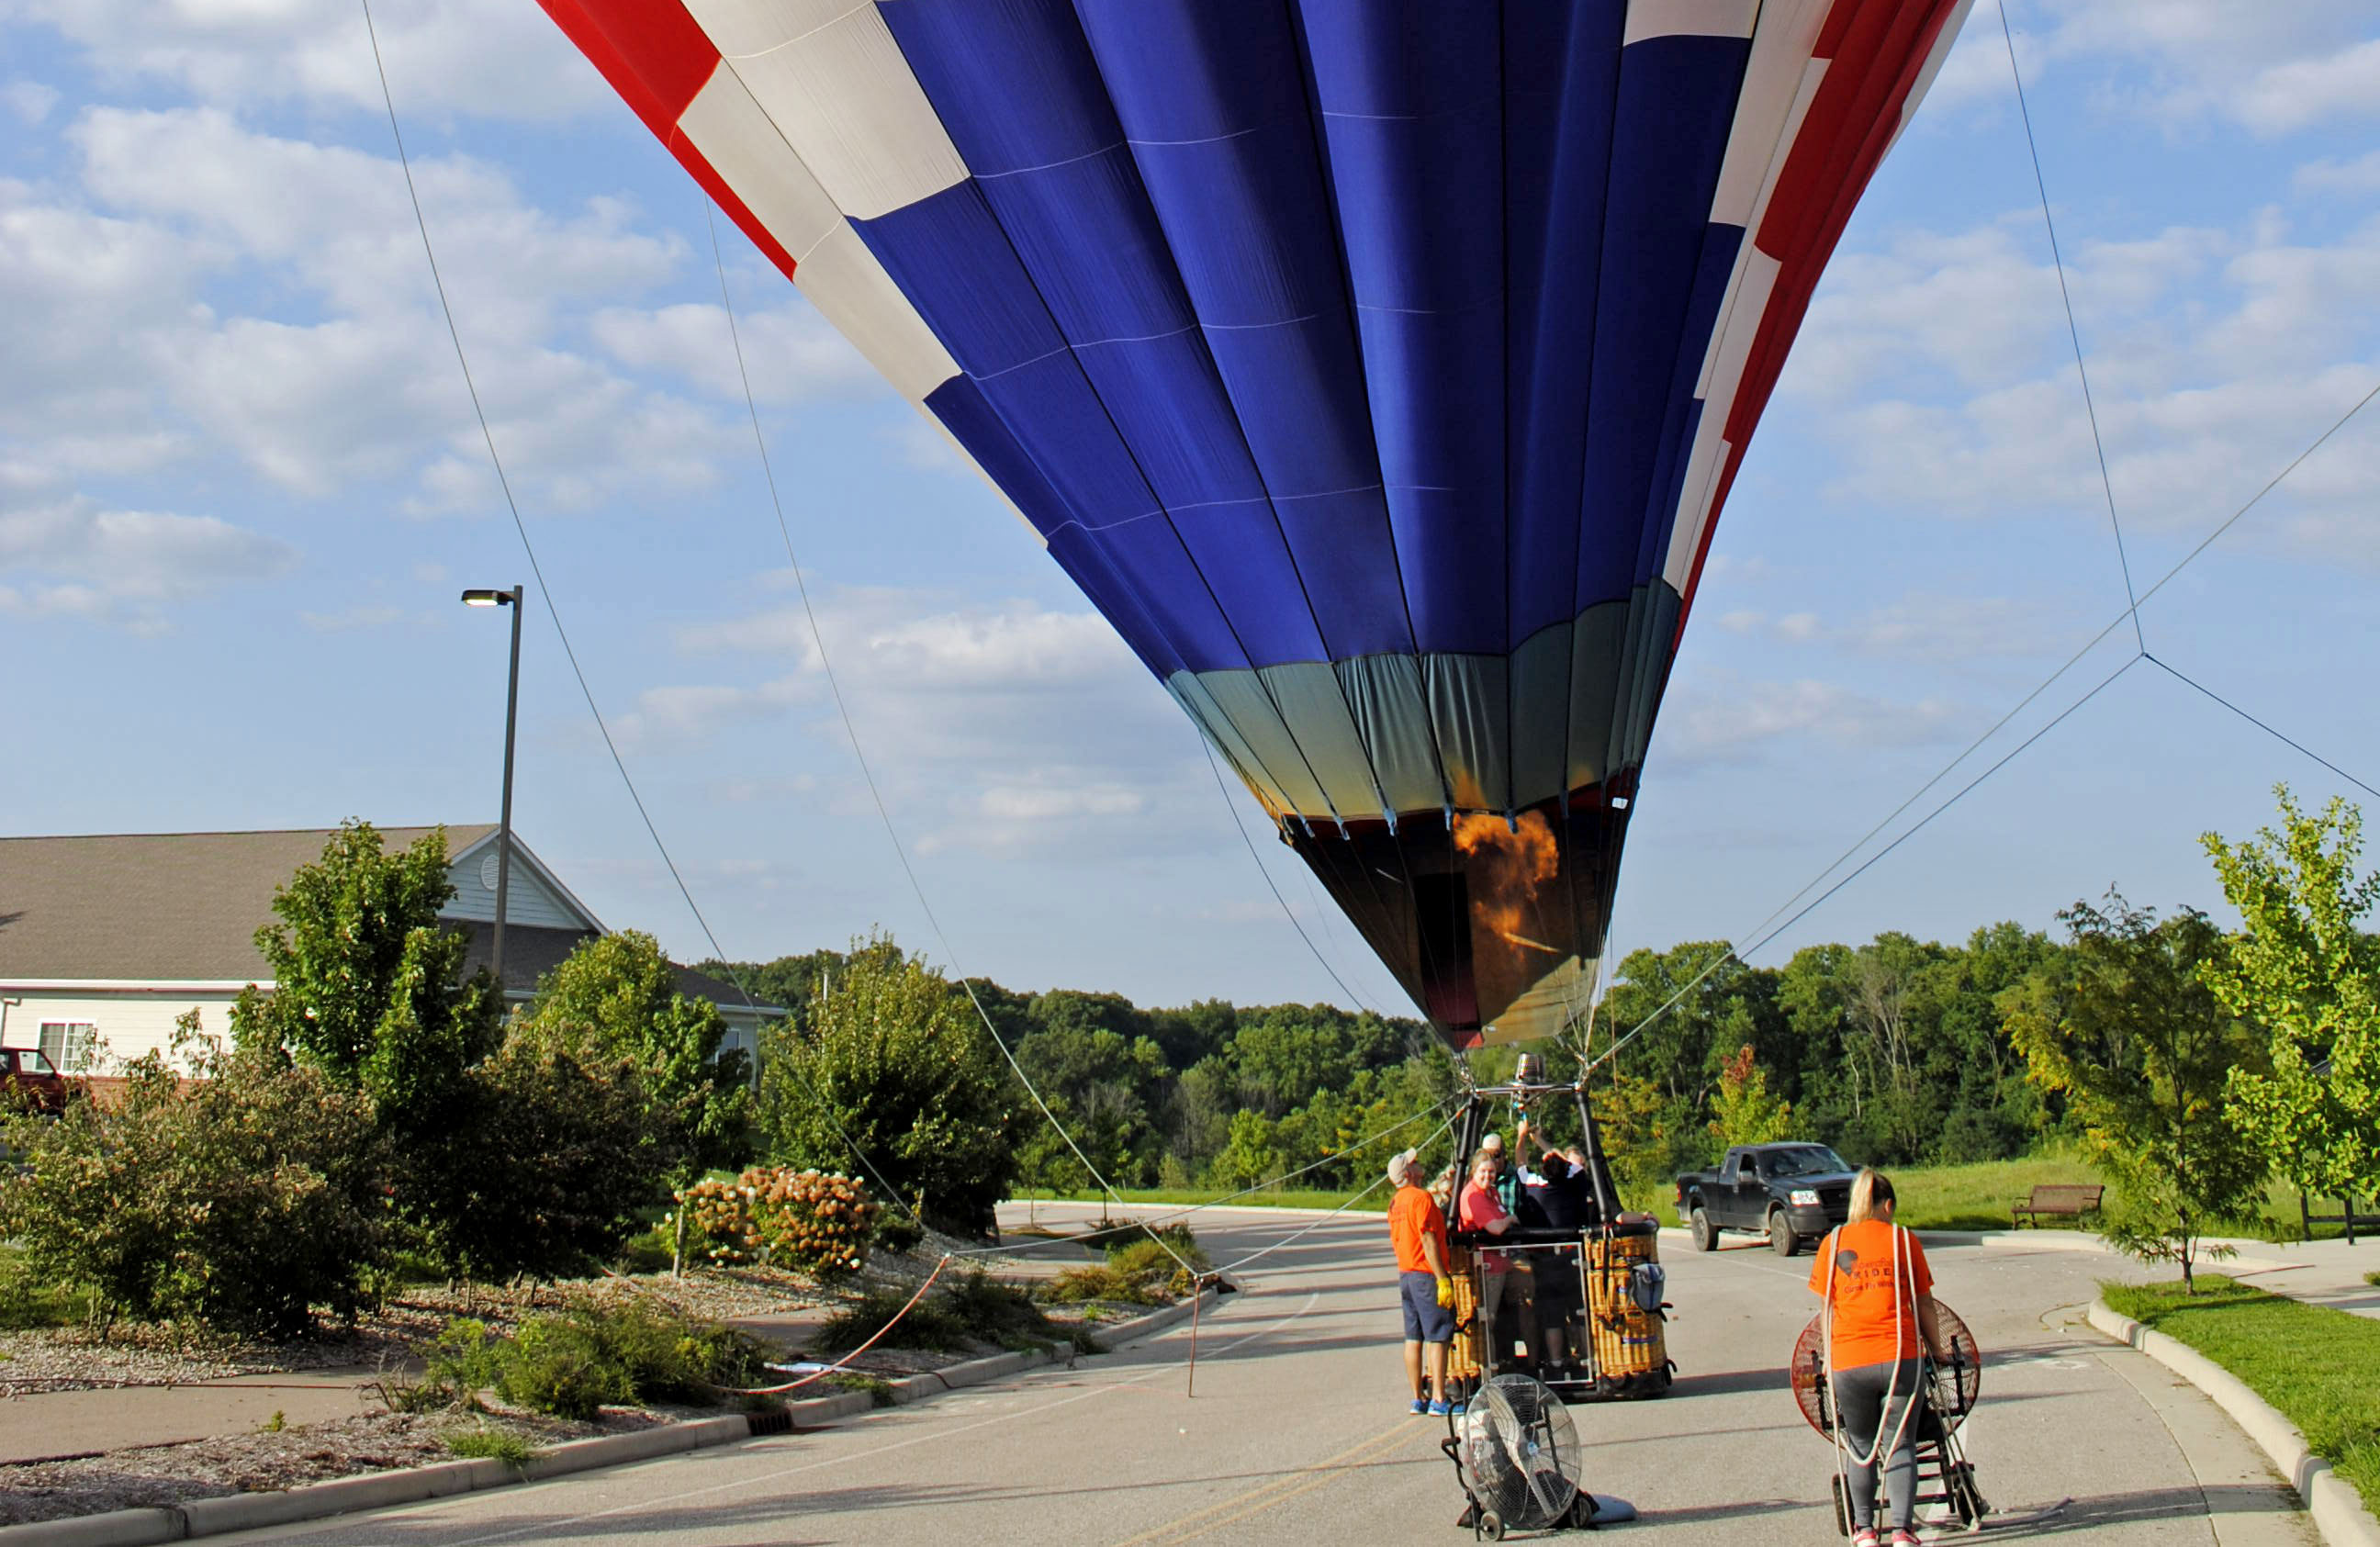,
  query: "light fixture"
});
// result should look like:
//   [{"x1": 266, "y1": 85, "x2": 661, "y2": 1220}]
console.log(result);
[{"x1": 460, "y1": 589, "x2": 513, "y2": 607}]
